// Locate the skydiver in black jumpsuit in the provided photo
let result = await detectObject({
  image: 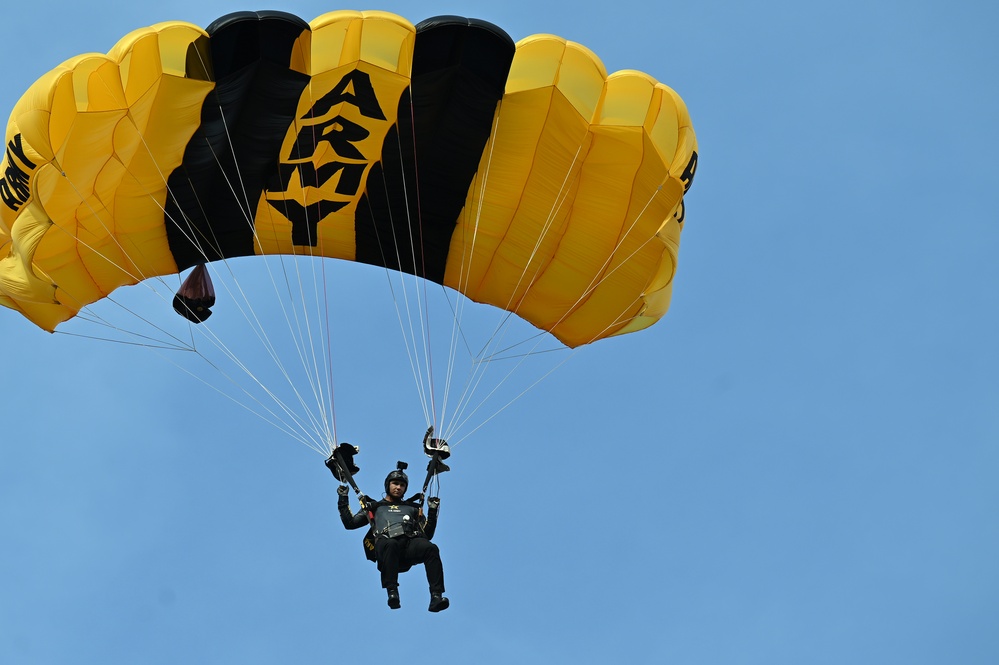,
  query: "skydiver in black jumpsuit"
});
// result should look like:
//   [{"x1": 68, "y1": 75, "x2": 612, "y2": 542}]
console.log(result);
[{"x1": 338, "y1": 467, "x2": 448, "y2": 612}]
